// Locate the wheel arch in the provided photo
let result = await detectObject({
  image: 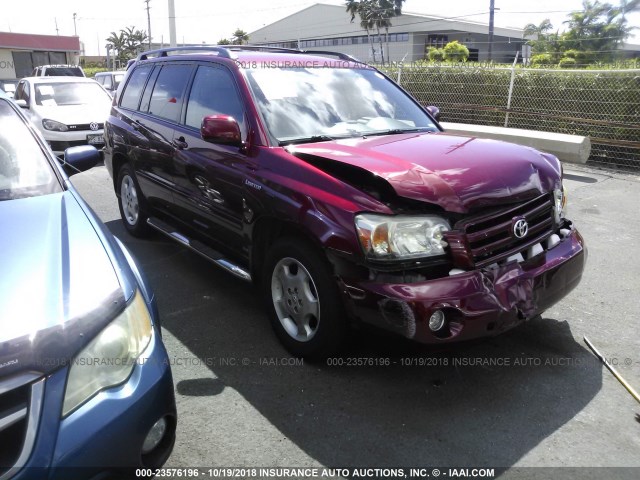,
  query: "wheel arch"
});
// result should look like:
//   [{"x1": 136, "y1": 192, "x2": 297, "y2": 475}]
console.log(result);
[{"x1": 250, "y1": 216, "x2": 327, "y2": 285}]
